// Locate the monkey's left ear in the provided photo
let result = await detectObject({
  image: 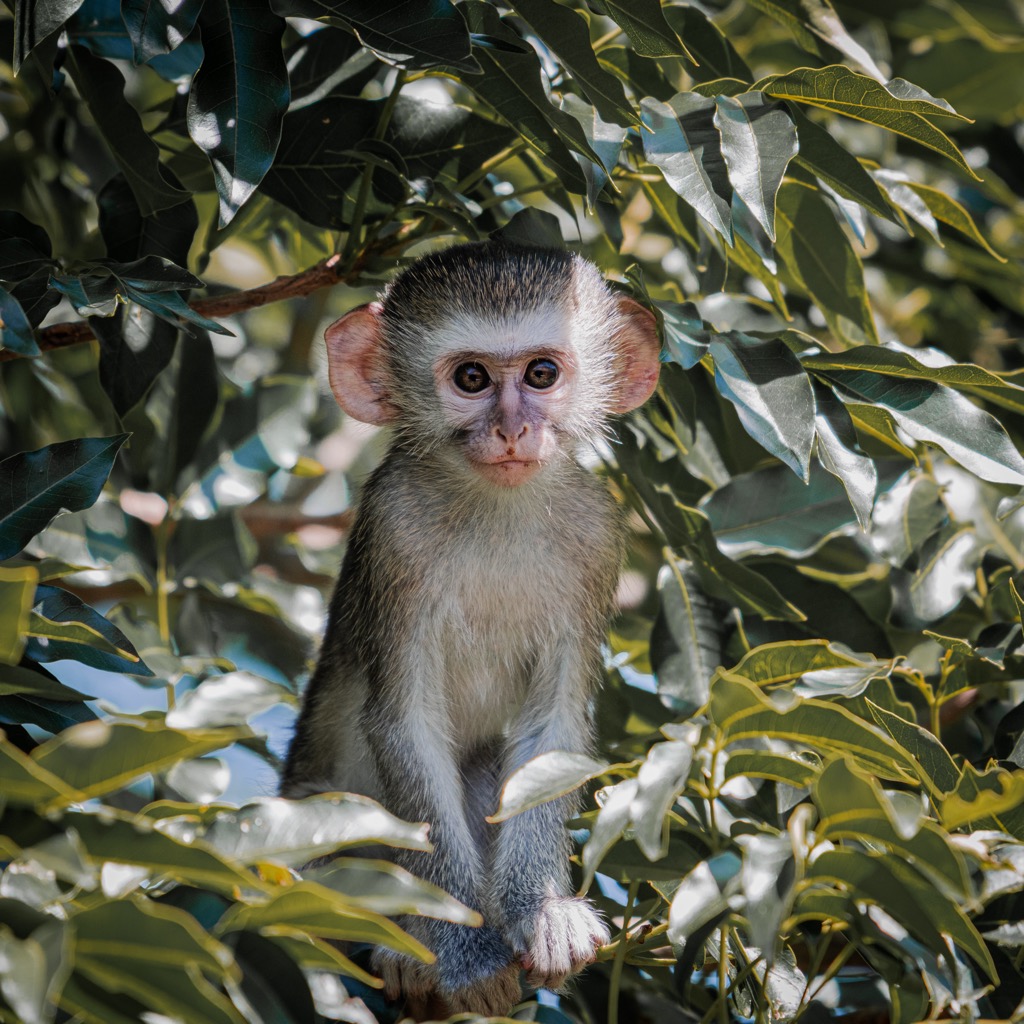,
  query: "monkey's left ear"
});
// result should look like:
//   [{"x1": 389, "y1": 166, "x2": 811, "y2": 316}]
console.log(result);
[{"x1": 609, "y1": 296, "x2": 662, "y2": 413}]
